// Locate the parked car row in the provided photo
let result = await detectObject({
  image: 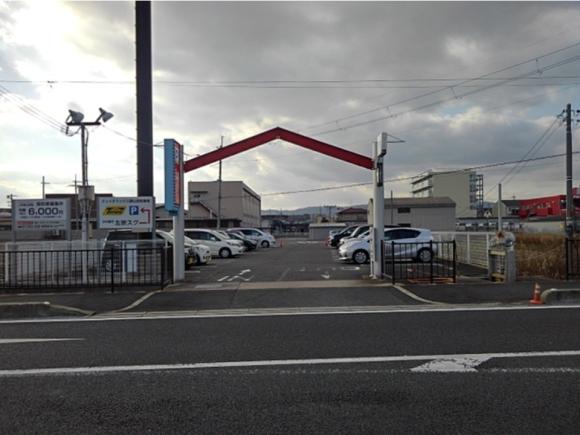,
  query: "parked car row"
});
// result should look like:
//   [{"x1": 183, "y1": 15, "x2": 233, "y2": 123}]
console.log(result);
[
  {"x1": 329, "y1": 225, "x2": 435, "y2": 265},
  {"x1": 102, "y1": 227, "x2": 276, "y2": 271}
]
